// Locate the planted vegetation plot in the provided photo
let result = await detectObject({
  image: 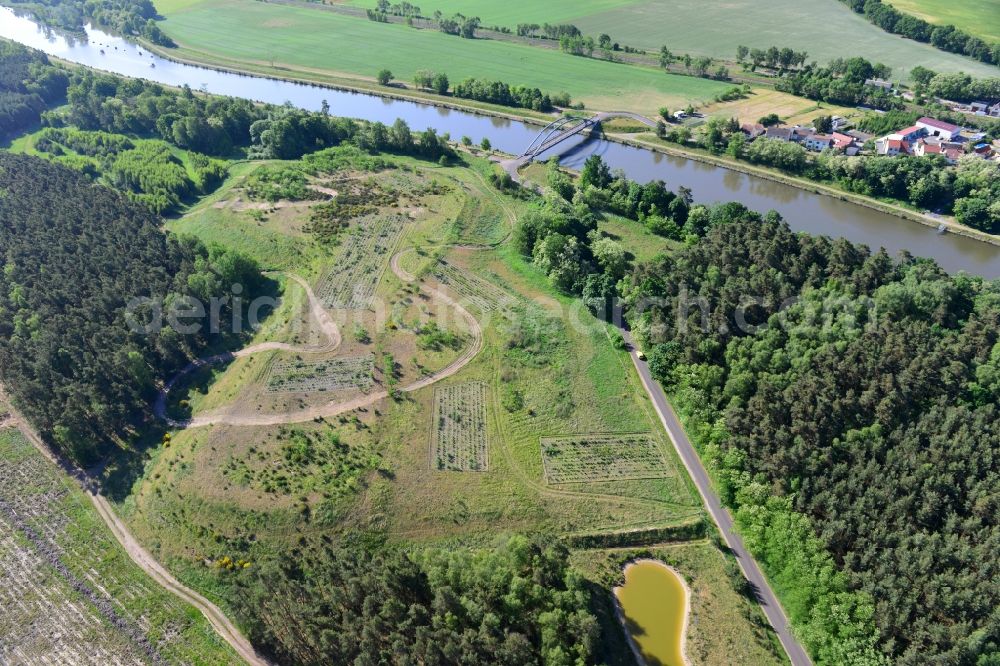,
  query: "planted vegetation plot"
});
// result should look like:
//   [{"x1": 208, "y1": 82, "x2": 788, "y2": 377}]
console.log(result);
[
  {"x1": 0, "y1": 429, "x2": 232, "y2": 664},
  {"x1": 433, "y1": 260, "x2": 518, "y2": 314},
  {"x1": 540, "y1": 433, "x2": 672, "y2": 483},
  {"x1": 266, "y1": 354, "x2": 375, "y2": 393},
  {"x1": 317, "y1": 214, "x2": 408, "y2": 309},
  {"x1": 432, "y1": 382, "x2": 489, "y2": 471}
]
